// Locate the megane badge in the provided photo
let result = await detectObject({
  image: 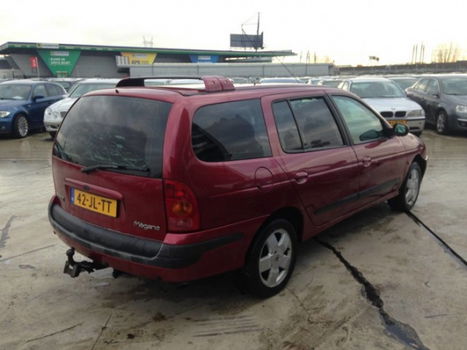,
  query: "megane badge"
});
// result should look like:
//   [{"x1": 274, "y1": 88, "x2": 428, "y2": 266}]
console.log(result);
[{"x1": 133, "y1": 221, "x2": 161, "y2": 231}]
